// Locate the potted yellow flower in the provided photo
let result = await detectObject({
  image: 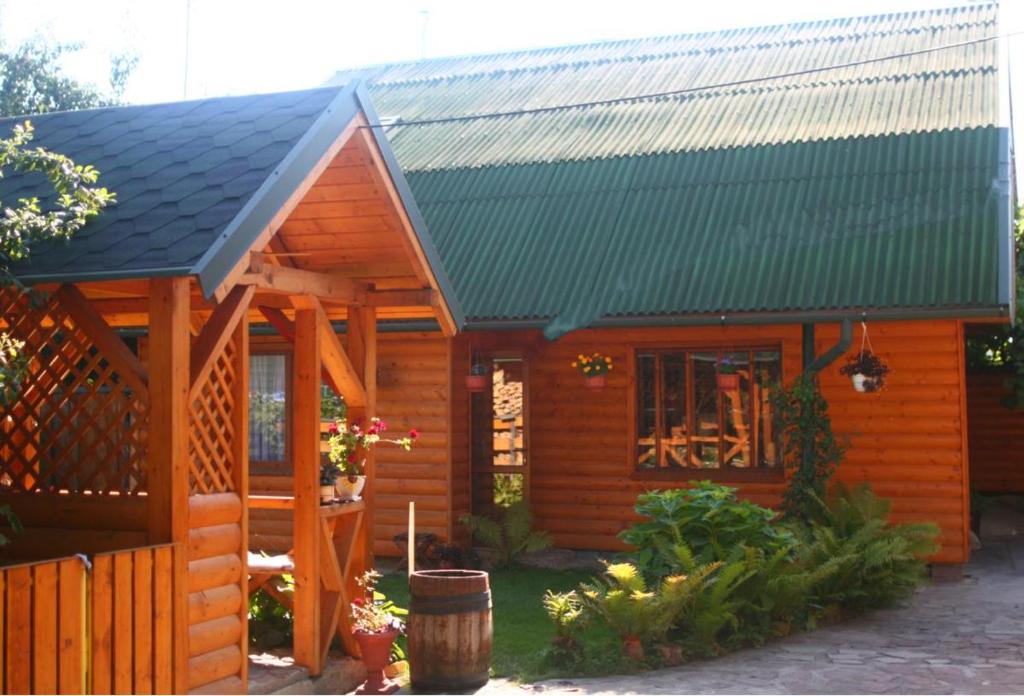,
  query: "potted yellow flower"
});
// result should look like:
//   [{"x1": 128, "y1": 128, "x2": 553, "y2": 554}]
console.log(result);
[{"x1": 572, "y1": 352, "x2": 613, "y2": 390}]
